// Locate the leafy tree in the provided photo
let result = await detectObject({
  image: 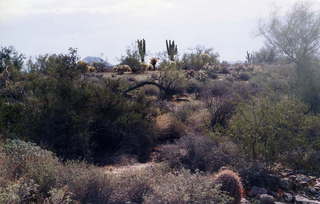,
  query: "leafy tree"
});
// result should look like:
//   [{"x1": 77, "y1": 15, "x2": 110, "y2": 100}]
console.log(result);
[
  {"x1": 259, "y1": 1, "x2": 320, "y2": 63},
  {"x1": 259, "y1": 1, "x2": 320, "y2": 112},
  {"x1": 0, "y1": 46, "x2": 25, "y2": 72}
]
